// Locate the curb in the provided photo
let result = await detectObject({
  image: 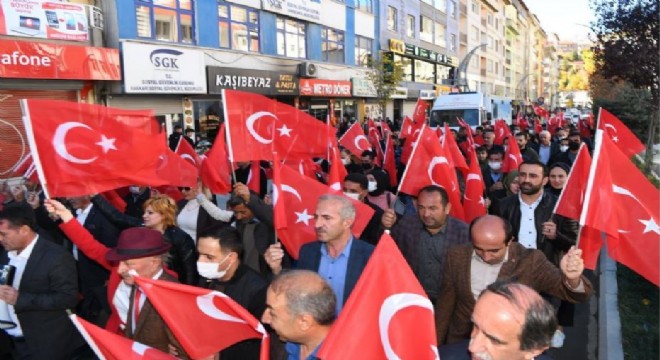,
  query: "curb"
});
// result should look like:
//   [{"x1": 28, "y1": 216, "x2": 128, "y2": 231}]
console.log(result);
[{"x1": 598, "y1": 245, "x2": 624, "y2": 360}]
